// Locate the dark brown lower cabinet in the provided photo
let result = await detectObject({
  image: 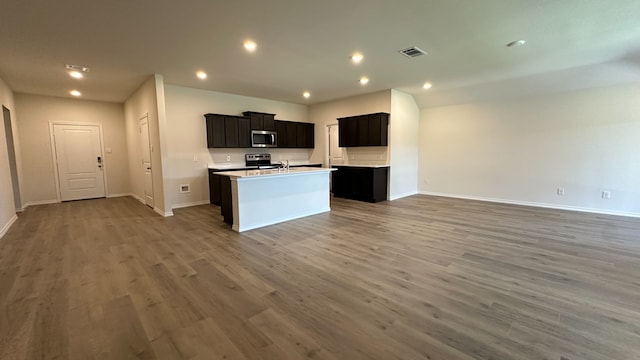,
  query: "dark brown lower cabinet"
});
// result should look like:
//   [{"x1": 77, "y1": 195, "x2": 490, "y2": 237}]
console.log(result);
[
  {"x1": 209, "y1": 170, "x2": 222, "y2": 205},
  {"x1": 331, "y1": 166, "x2": 389, "y2": 203},
  {"x1": 220, "y1": 176, "x2": 233, "y2": 224},
  {"x1": 208, "y1": 170, "x2": 233, "y2": 224}
]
